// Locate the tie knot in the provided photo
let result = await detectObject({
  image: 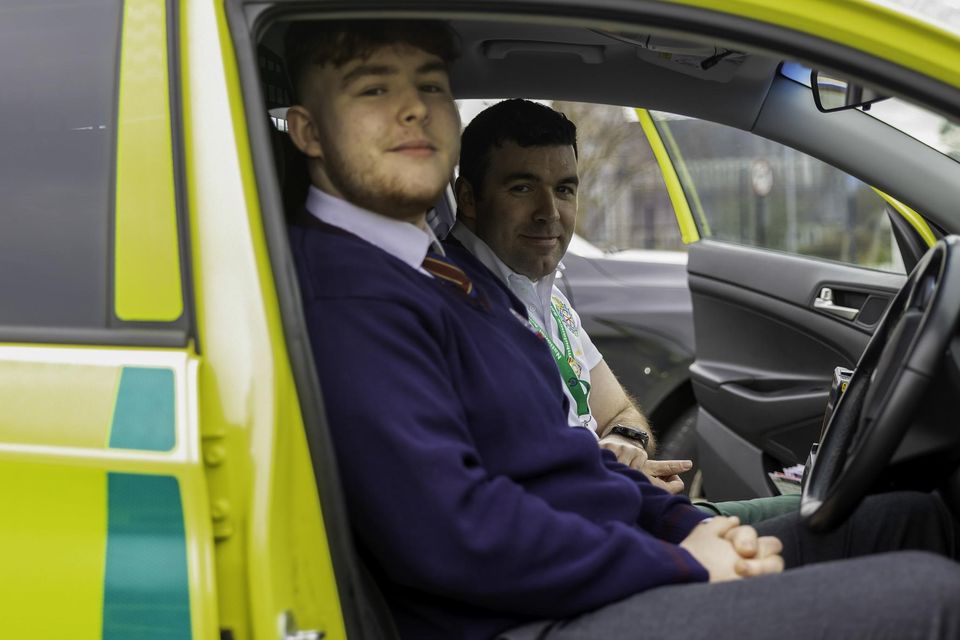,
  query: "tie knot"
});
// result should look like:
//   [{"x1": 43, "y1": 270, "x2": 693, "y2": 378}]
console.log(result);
[{"x1": 423, "y1": 252, "x2": 475, "y2": 298}]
